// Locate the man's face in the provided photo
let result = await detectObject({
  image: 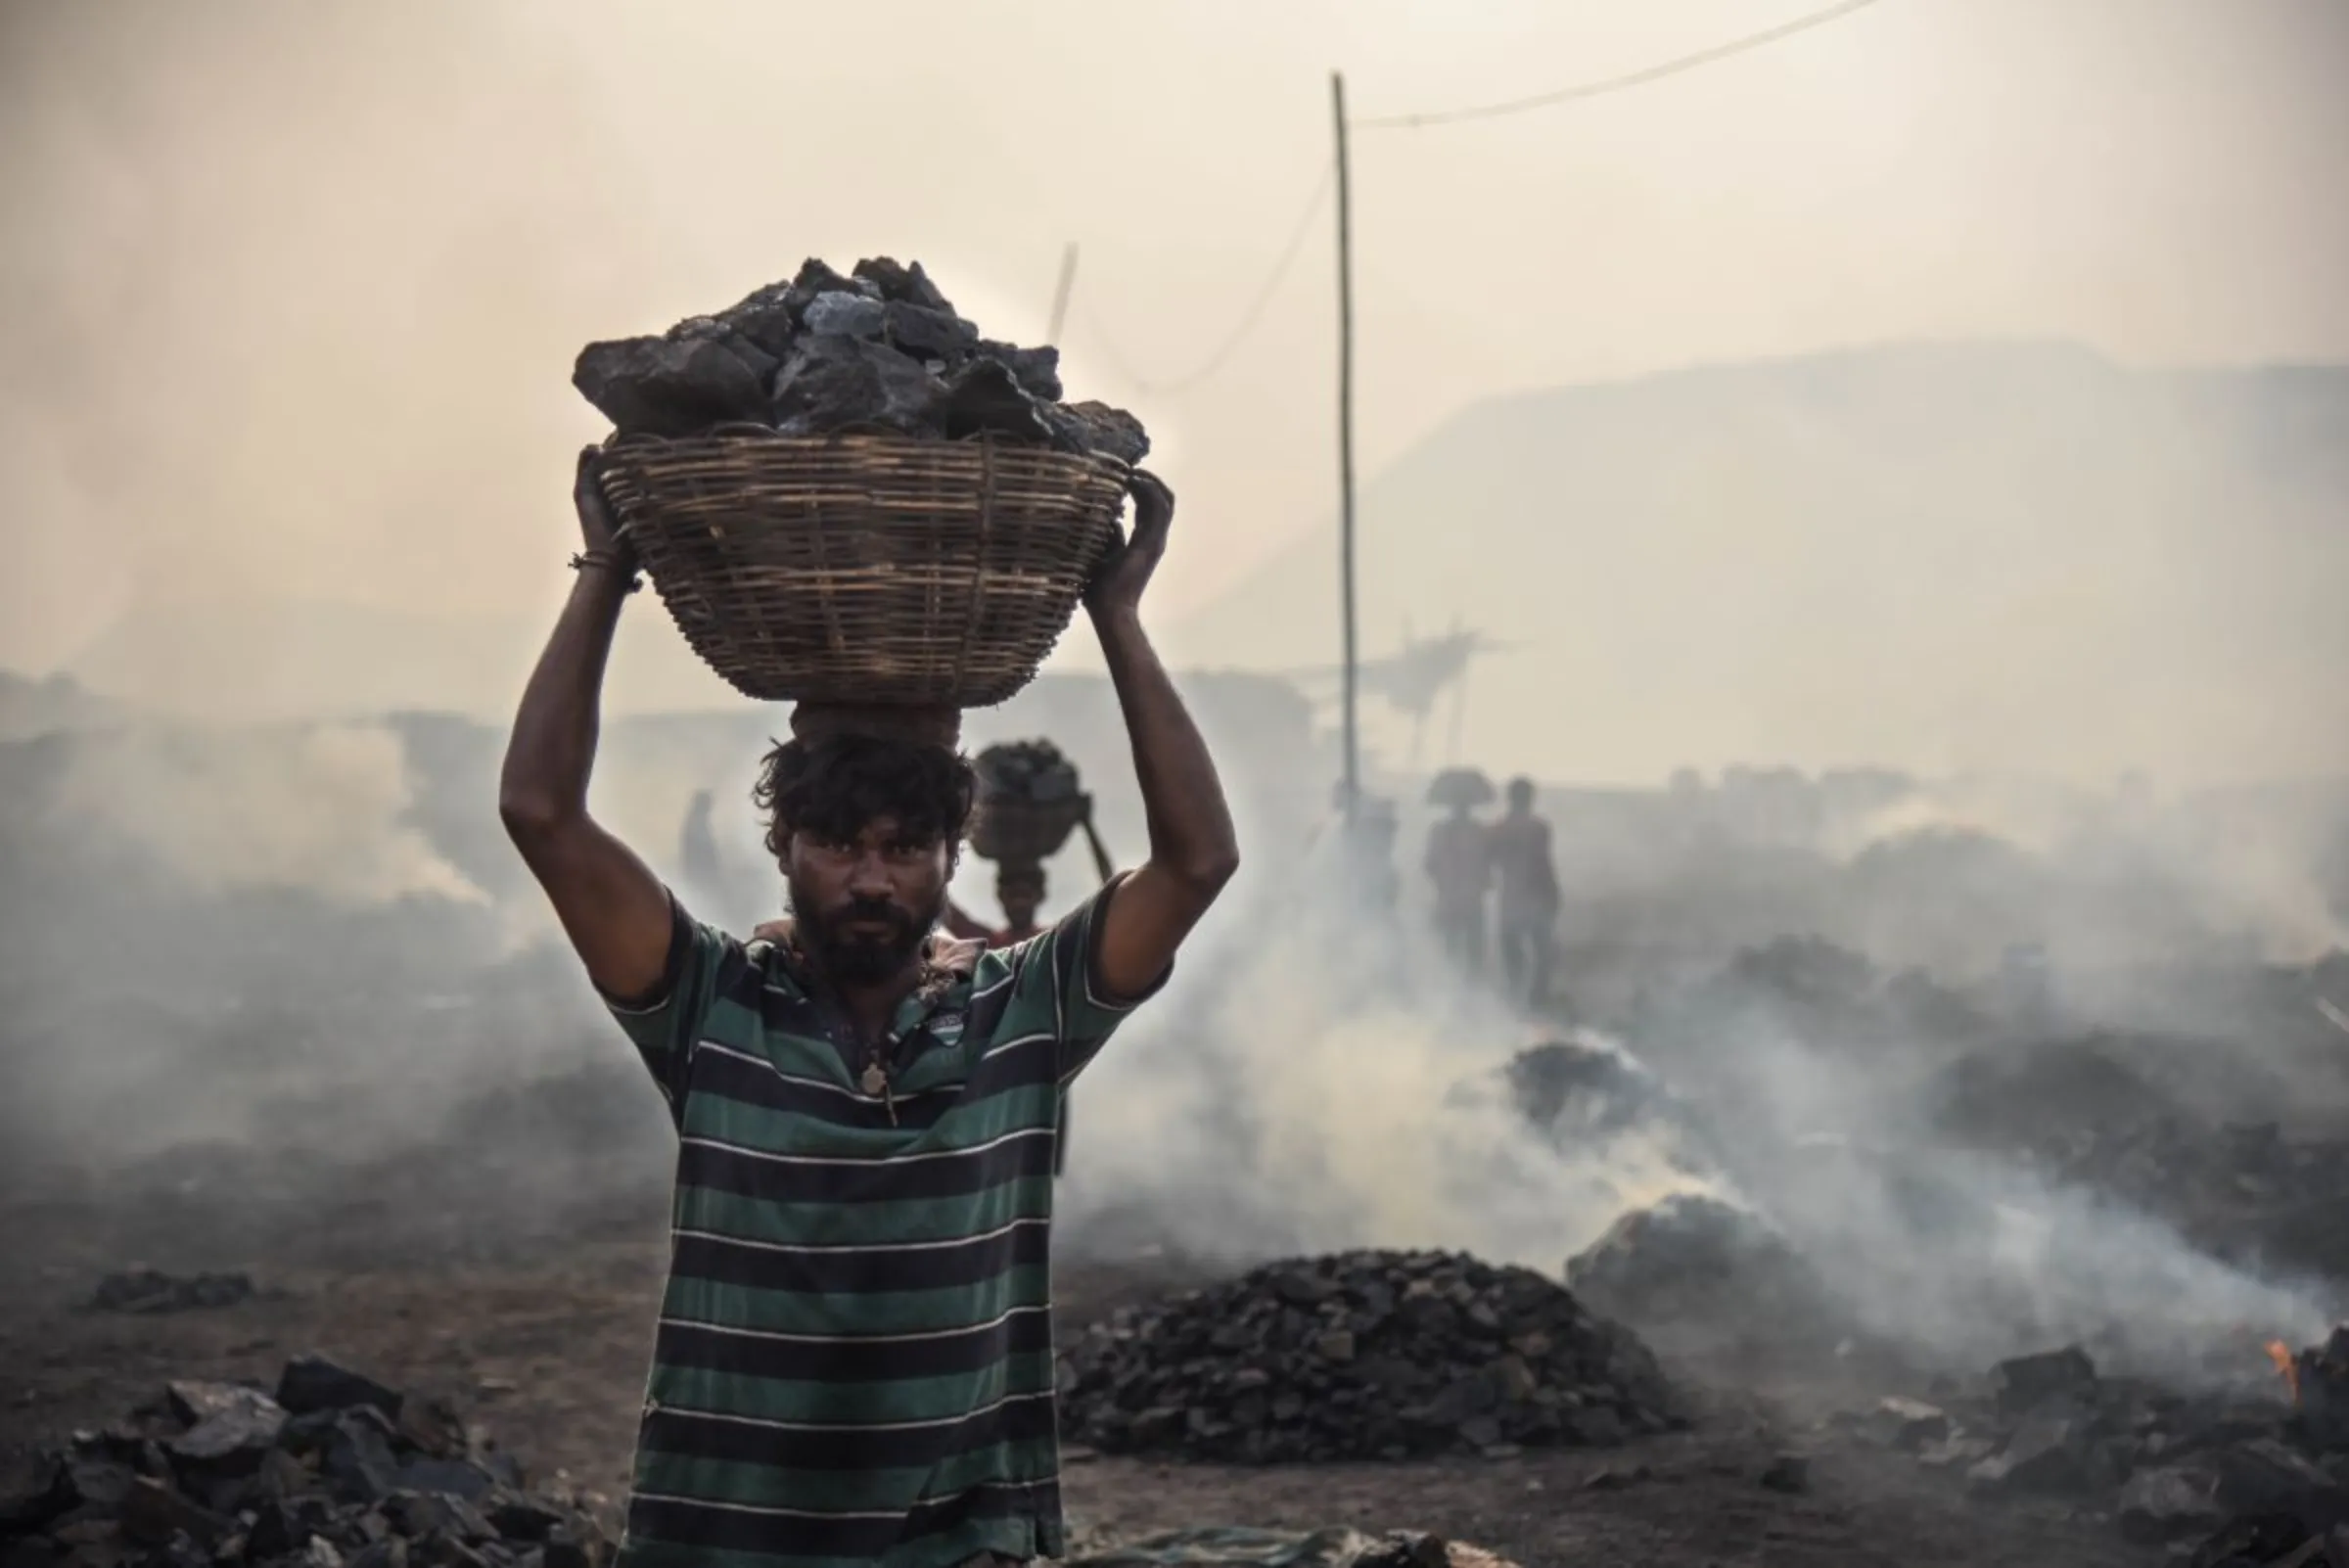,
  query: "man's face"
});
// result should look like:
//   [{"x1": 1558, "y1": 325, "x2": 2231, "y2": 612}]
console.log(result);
[{"x1": 783, "y1": 815, "x2": 952, "y2": 986}]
